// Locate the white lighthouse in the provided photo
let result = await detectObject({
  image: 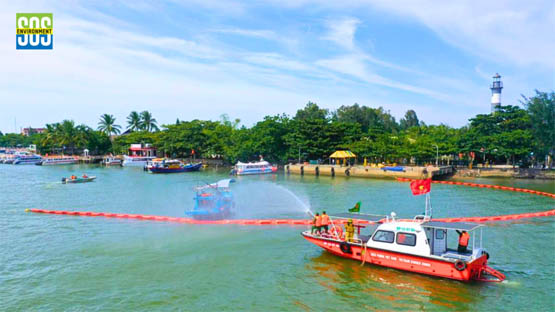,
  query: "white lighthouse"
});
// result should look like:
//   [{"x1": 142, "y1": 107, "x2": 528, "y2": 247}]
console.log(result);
[{"x1": 490, "y1": 73, "x2": 503, "y2": 112}]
